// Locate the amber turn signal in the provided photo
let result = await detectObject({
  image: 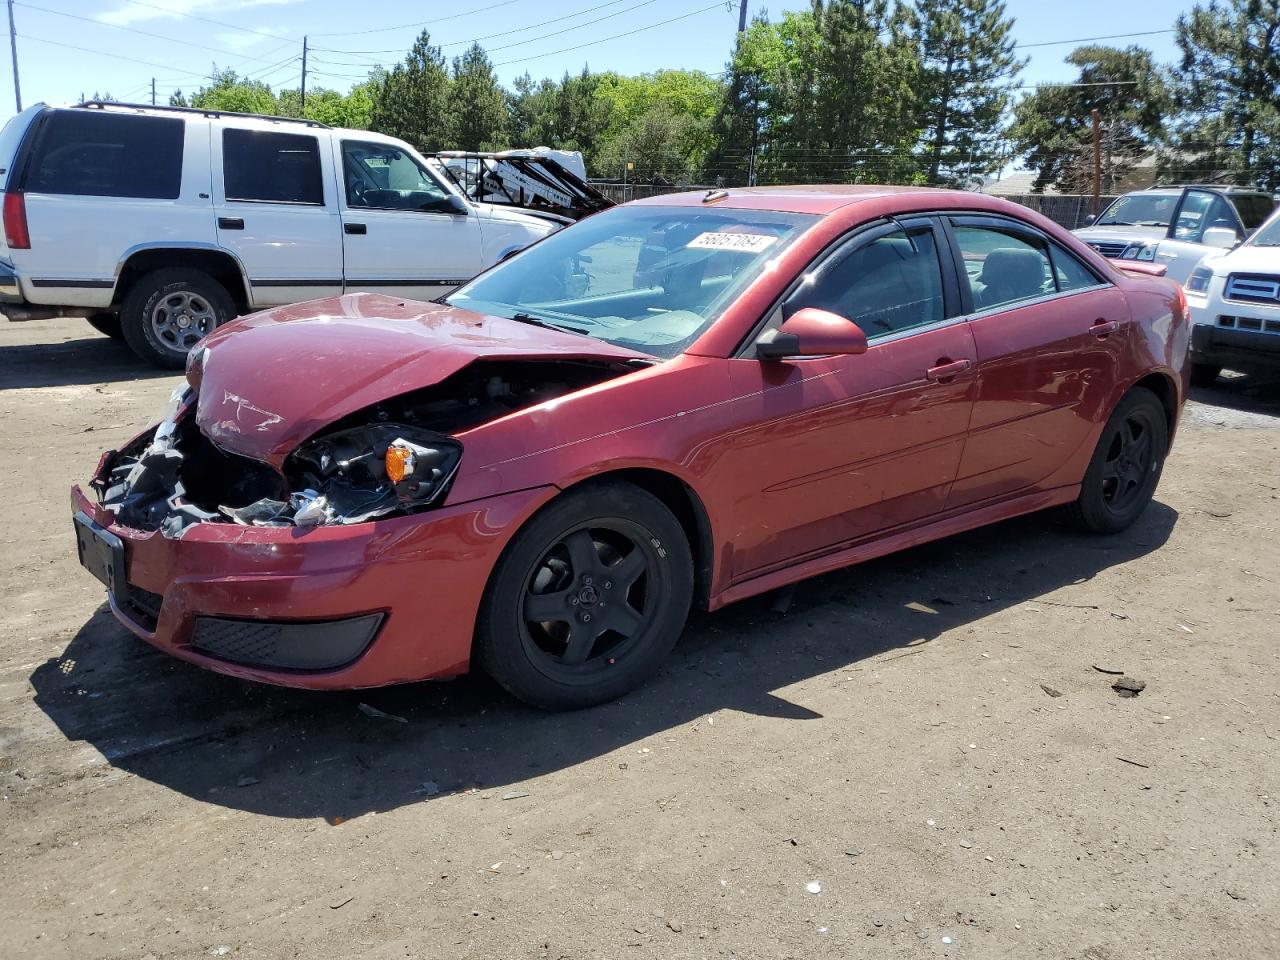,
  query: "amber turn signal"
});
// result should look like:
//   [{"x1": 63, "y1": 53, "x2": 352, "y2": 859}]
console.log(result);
[{"x1": 385, "y1": 443, "x2": 415, "y2": 484}]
